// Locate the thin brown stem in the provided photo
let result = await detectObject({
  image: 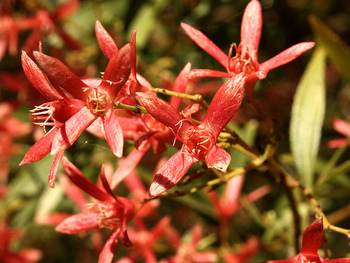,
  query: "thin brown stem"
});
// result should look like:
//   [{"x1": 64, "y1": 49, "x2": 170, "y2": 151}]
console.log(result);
[
  {"x1": 285, "y1": 169, "x2": 350, "y2": 237},
  {"x1": 268, "y1": 159, "x2": 301, "y2": 253}
]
